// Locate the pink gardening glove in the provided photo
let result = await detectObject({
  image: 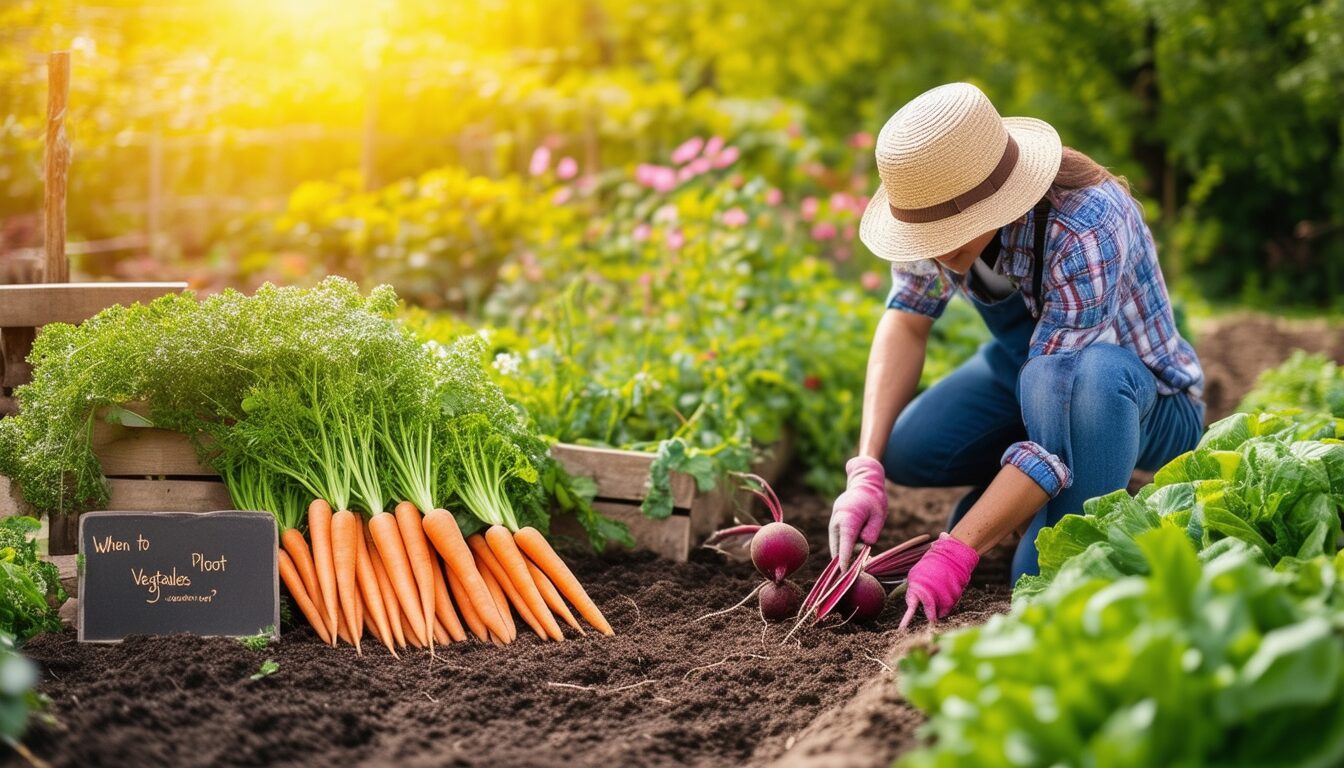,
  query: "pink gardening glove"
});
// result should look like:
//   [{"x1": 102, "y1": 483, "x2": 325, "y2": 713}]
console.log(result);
[
  {"x1": 828, "y1": 456, "x2": 888, "y2": 571},
  {"x1": 899, "y1": 533, "x2": 979, "y2": 630}
]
